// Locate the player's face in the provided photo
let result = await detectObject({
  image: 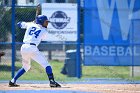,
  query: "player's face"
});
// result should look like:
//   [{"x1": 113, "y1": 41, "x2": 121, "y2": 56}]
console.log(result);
[{"x1": 43, "y1": 20, "x2": 49, "y2": 28}]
